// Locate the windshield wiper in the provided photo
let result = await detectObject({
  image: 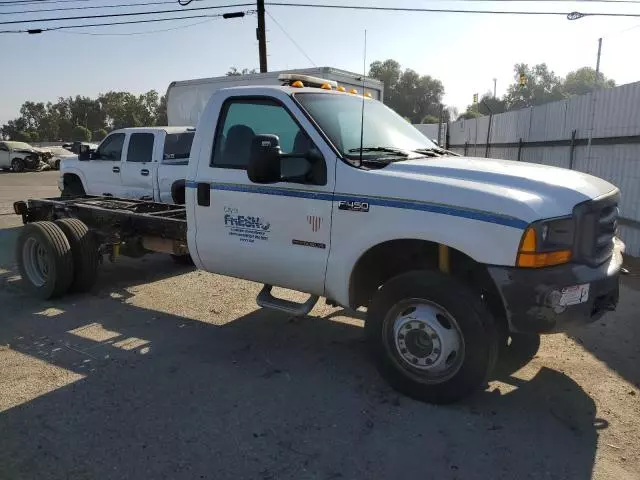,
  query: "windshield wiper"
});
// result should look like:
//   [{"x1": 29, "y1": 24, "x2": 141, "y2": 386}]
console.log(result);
[
  {"x1": 413, "y1": 147, "x2": 460, "y2": 157},
  {"x1": 348, "y1": 146, "x2": 409, "y2": 157}
]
